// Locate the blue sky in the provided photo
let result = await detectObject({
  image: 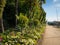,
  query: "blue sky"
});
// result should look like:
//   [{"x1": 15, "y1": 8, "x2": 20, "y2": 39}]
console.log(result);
[{"x1": 43, "y1": 0, "x2": 60, "y2": 21}]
